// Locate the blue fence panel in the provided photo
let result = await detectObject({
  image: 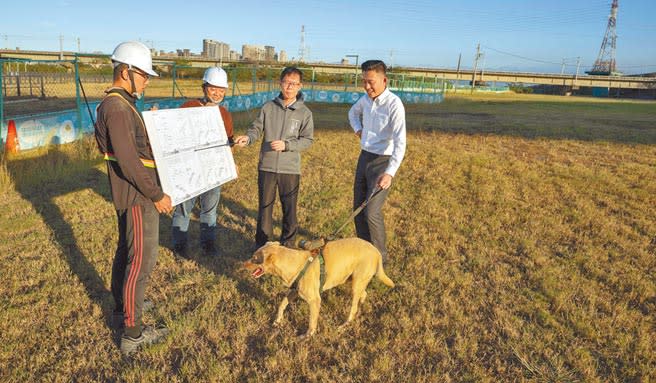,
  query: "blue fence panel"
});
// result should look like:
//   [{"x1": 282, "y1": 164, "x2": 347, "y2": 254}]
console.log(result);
[{"x1": 2, "y1": 89, "x2": 442, "y2": 150}]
